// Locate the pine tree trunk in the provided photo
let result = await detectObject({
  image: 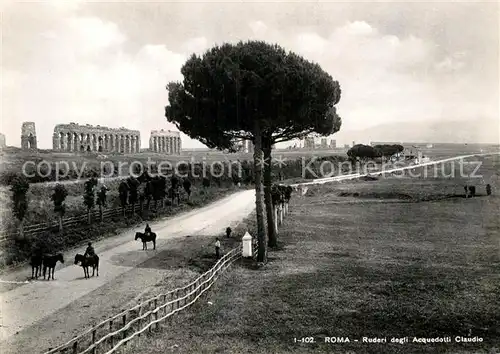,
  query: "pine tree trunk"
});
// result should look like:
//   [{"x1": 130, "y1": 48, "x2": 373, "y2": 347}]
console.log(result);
[
  {"x1": 58, "y1": 214, "x2": 63, "y2": 231},
  {"x1": 253, "y1": 122, "x2": 267, "y2": 263},
  {"x1": 132, "y1": 203, "x2": 135, "y2": 215},
  {"x1": 87, "y1": 209, "x2": 91, "y2": 224},
  {"x1": 263, "y1": 145, "x2": 277, "y2": 248},
  {"x1": 99, "y1": 205, "x2": 103, "y2": 222}
]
